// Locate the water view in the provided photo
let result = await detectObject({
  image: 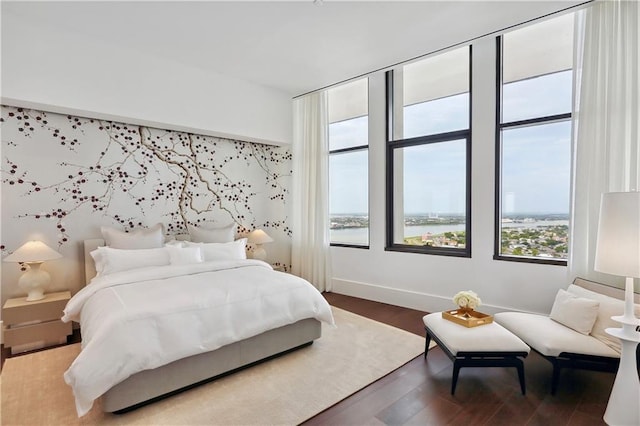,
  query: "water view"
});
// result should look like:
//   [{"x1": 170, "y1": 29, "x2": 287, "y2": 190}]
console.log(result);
[{"x1": 330, "y1": 214, "x2": 569, "y2": 259}]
